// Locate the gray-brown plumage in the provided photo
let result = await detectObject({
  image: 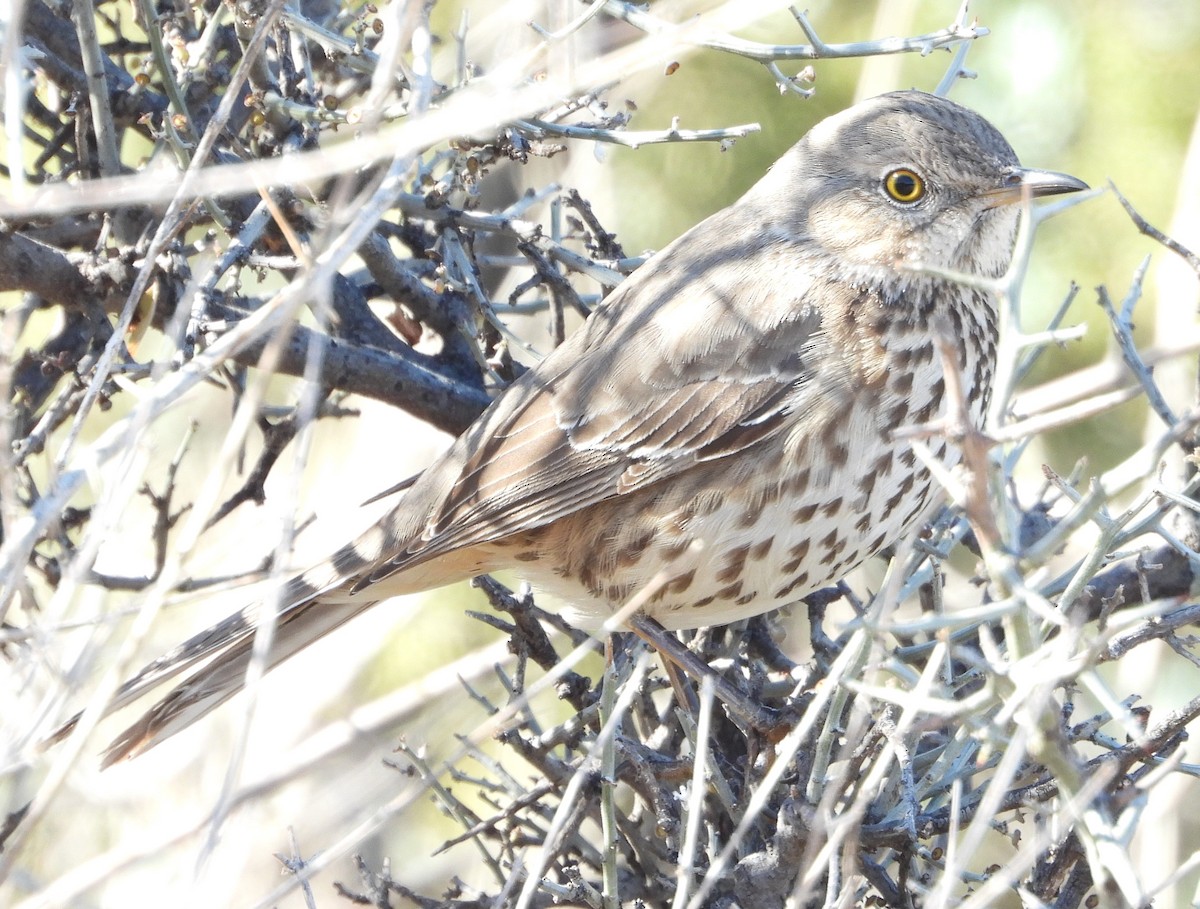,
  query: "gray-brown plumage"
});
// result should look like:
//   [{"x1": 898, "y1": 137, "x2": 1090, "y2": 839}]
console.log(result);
[{"x1": 90, "y1": 91, "x2": 1086, "y2": 764}]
